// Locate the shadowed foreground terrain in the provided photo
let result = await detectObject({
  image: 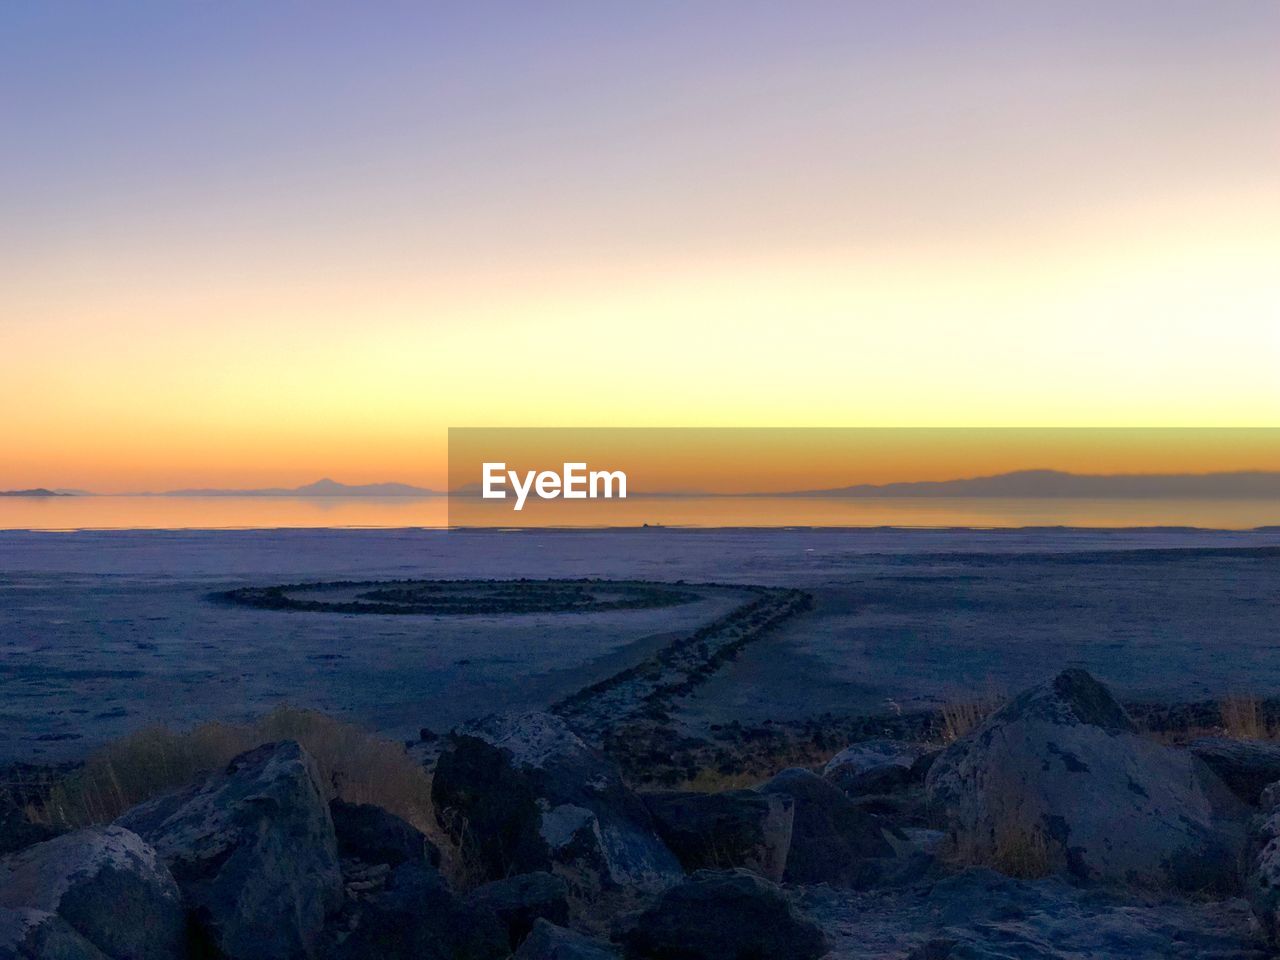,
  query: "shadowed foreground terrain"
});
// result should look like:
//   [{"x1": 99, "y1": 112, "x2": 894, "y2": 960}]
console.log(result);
[
  {"x1": 3, "y1": 529, "x2": 1280, "y2": 957},
  {"x1": 3, "y1": 667, "x2": 1278, "y2": 959}
]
